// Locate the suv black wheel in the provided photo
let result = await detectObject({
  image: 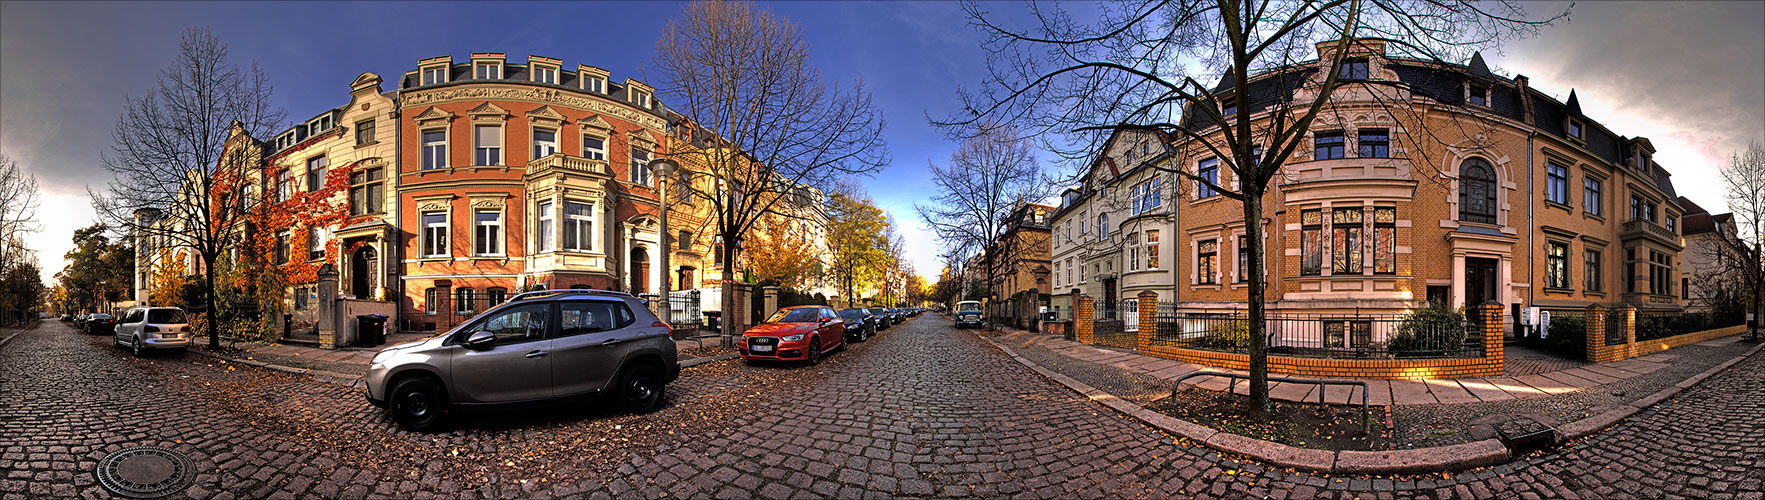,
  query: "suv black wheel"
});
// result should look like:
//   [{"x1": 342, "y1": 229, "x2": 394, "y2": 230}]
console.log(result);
[
  {"x1": 806, "y1": 338, "x2": 821, "y2": 365},
  {"x1": 131, "y1": 337, "x2": 144, "y2": 358},
  {"x1": 616, "y1": 363, "x2": 665, "y2": 413},
  {"x1": 390, "y1": 377, "x2": 447, "y2": 432}
]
